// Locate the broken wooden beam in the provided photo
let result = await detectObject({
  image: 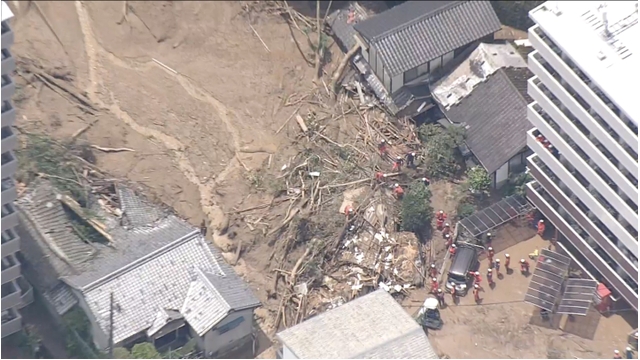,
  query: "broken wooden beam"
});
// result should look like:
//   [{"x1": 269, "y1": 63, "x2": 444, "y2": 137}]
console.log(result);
[{"x1": 58, "y1": 195, "x2": 114, "y2": 243}]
